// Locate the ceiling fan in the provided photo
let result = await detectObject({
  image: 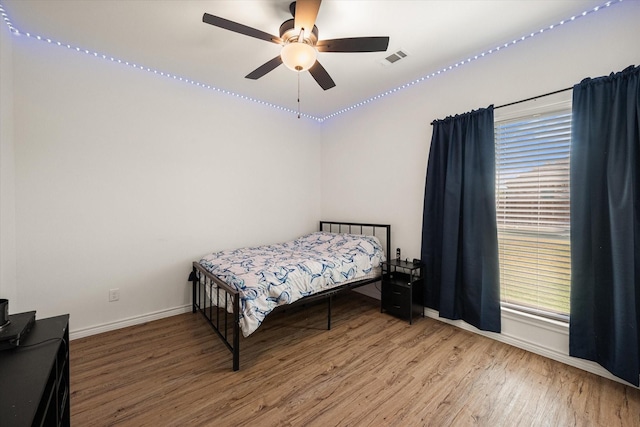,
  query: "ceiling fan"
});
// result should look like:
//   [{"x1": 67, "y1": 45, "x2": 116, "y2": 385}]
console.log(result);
[{"x1": 202, "y1": 0, "x2": 390, "y2": 90}]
